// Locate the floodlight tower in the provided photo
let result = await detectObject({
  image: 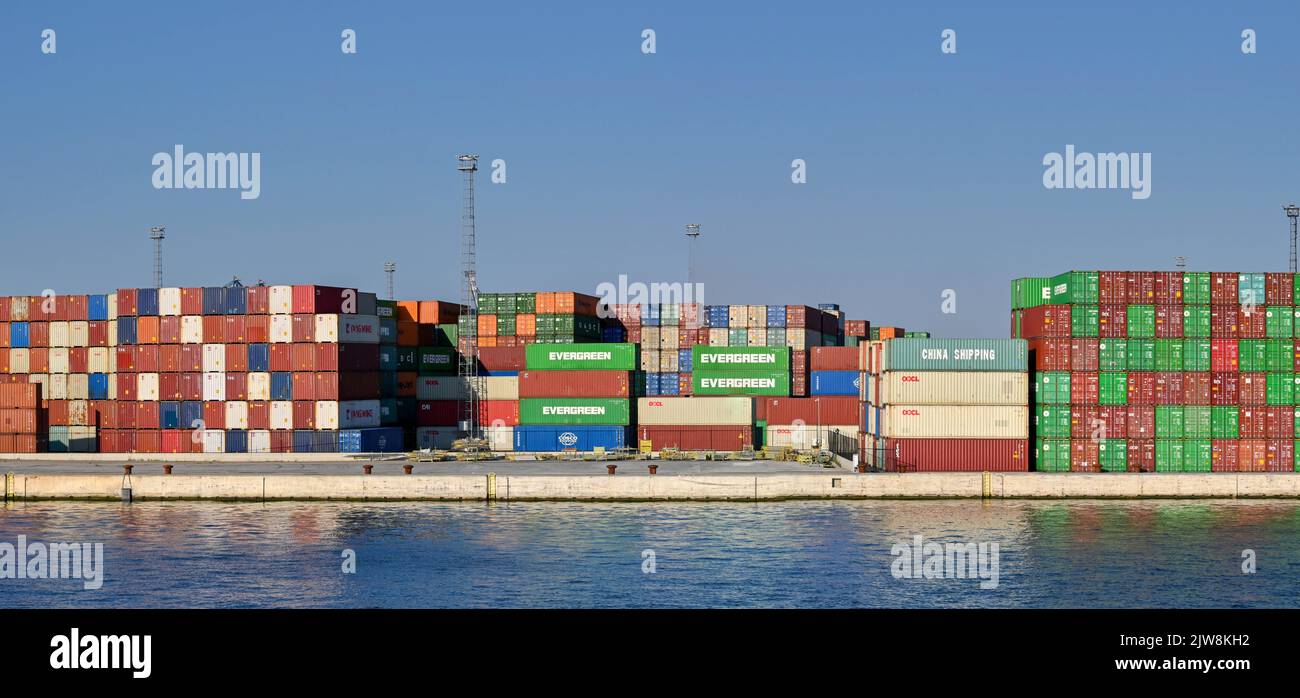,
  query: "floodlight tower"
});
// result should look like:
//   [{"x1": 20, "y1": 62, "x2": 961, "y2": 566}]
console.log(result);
[
  {"x1": 384, "y1": 262, "x2": 396, "y2": 300},
  {"x1": 1175, "y1": 256, "x2": 1186, "y2": 271},
  {"x1": 149, "y1": 227, "x2": 166, "y2": 287},
  {"x1": 457, "y1": 155, "x2": 482, "y2": 441},
  {"x1": 1286, "y1": 204, "x2": 1299, "y2": 274},
  {"x1": 685, "y1": 224, "x2": 701, "y2": 329}
]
